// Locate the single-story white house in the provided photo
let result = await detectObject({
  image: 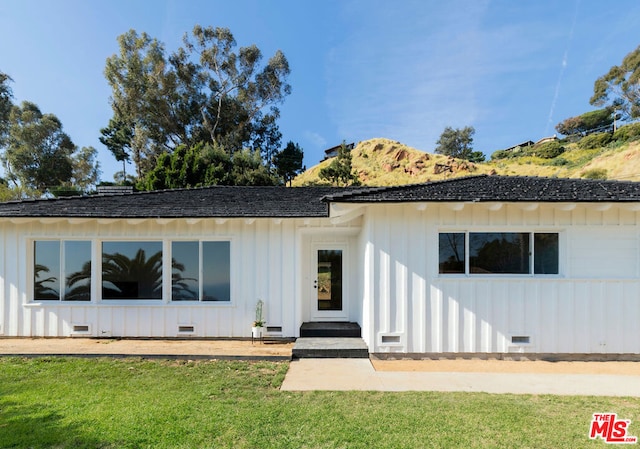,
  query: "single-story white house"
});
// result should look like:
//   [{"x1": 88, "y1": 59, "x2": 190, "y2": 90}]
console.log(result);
[{"x1": 1, "y1": 175, "x2": 640, "y2": 356}]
